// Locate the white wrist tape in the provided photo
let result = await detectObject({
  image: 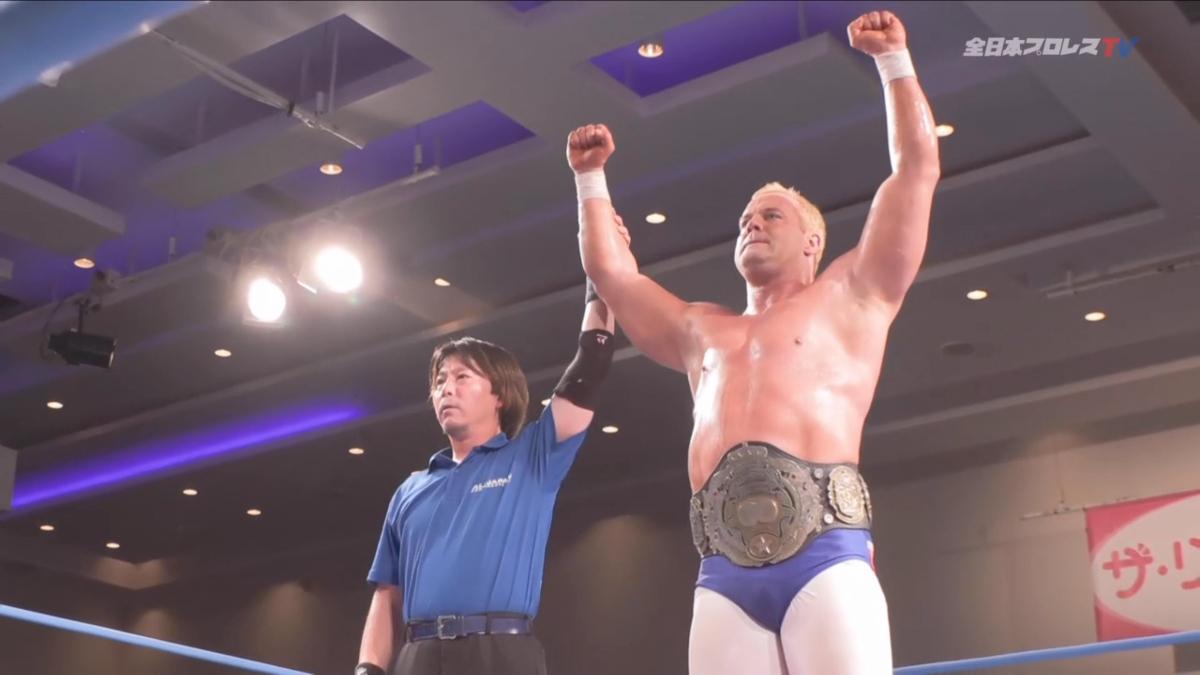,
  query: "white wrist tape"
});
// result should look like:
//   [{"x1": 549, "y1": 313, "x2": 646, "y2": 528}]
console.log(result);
[
  {"x1": 575, "y1": 169, "x2": 610, "y2": 202},
  {"x1": 874, "y1": 49, "x2": 915, "y2": 85}
]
